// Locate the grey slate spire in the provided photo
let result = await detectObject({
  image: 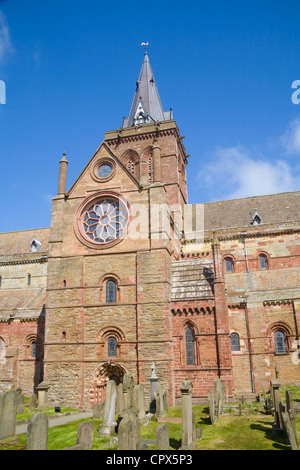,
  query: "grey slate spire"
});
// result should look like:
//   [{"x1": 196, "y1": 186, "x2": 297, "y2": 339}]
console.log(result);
[{"x1": 123, "y1": 52, "x2": 172, "y2": 128}]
